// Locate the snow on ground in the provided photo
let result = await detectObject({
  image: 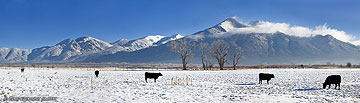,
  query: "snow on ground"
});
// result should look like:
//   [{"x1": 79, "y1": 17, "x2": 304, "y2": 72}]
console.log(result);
[{"x1": 0, "y1": 68, "x2": 359, "y2": 102}]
